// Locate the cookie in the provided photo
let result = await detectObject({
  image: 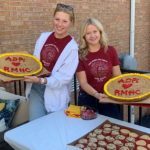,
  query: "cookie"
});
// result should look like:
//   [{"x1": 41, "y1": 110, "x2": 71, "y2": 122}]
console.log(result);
[
  {"x1": 119, "y1": 146, "x2": 130, "y2": 150},
  {"x1": 98, "y1": 141, "x2": 107, "y2": 147},
  {"x1": 115, "y1": 135, "x2": 126, "y2": 140},
  {"x1": 113, "y1": 140, "x2": 123, "y2": 146},
  {"x1": 94, "y1": 129, "x2": 102, "y2": 134},
  {"x1": 79, "y1": 138, "x2": 88, "y2": 144},
  {"x1": 136, "y1": 140, "x2": 147, "y2": 146},
  {"x1": 137, "y1": 146, "x2": 148, "y2": 150},
  {"x1": 97, "y1": 134, "x2": 105, "y2": 140},
  {"x1": 105, "y1": 136, "x2": 115, "y2": 142},
  {"x1": 140, "y1": 135, "x2": 150, "y2": 141},
  {"x1": 106, "y1": 143, "x2": 117, "y2": 150},
  {"x1": 125, "y1": 136, "x2": 135, "y2": 143},
  {"x1": 75, "y1": 143, "x2": 84, "y2": 149},
  {"x1": 120, "y1": 129, "x2": 130, "y2": 135},
  {"x1": 129, "y1": 132, "x2": 139, "y2": 138},
  {"x1": 125, "y1": 142, "x2": 135, "y2": 149}
]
